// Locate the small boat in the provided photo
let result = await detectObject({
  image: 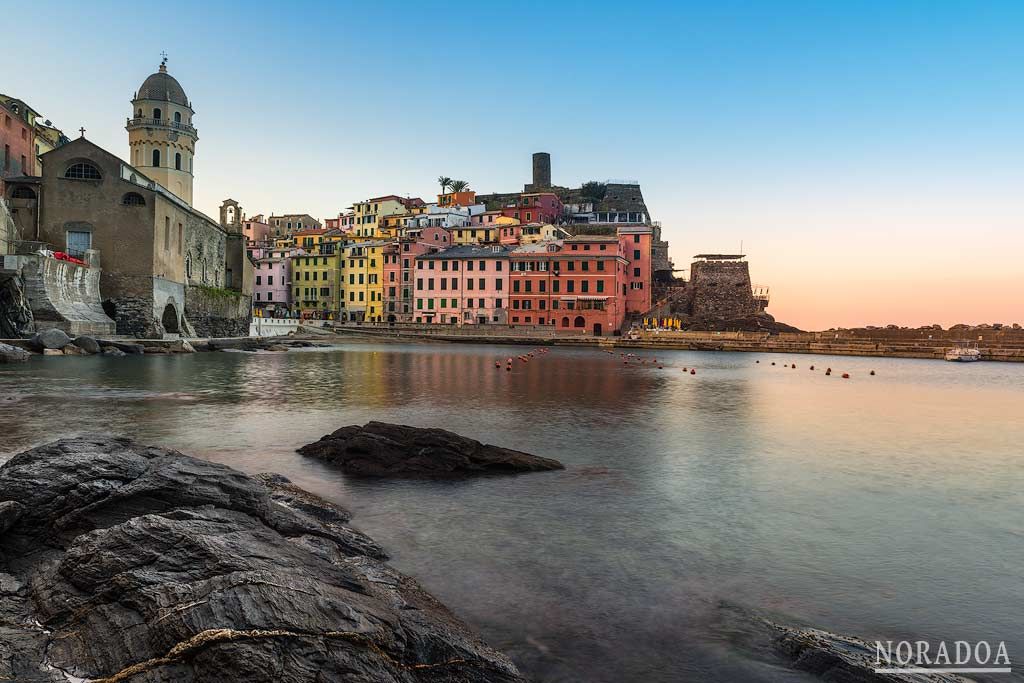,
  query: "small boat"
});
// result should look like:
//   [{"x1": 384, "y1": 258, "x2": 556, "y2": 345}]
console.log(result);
[{"x1": 945, "y1": 341, "x2": 982, "y2": 362}]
